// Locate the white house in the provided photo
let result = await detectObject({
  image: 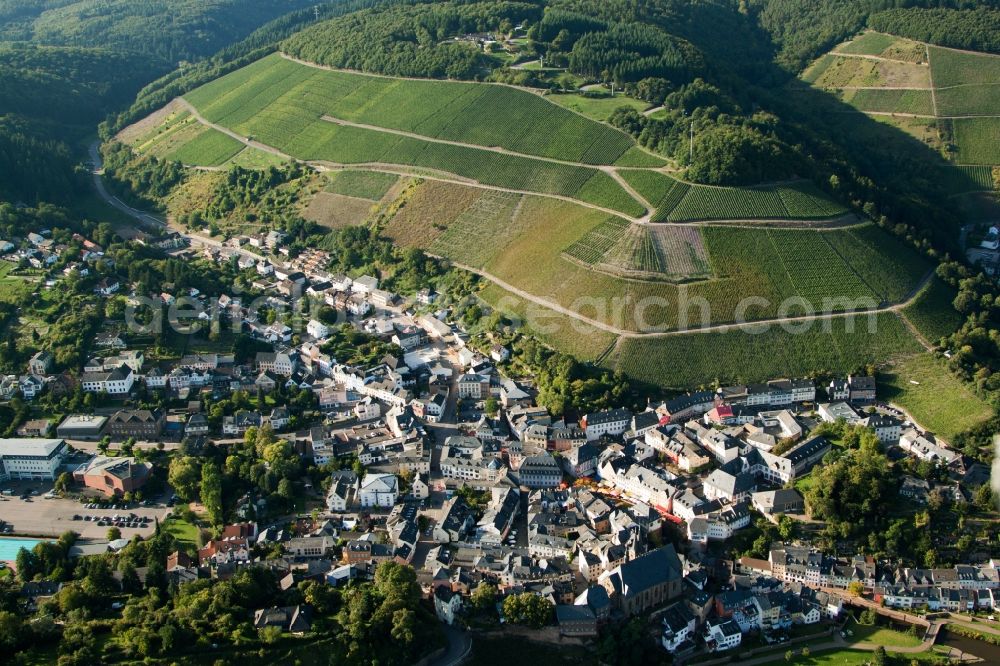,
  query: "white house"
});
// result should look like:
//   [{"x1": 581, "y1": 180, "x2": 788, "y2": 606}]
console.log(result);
[
  {"x1": 581, "y1": 408, "x2": 631, "y2": 441},
  {"x1": 307, "y1": 319, "x2": 330, "y2": 340},
  {"x1": 80, "y1": 365, "x2": 134, "y2": 394},
  {"x1": 359, "y1": 473, "x2": 398, "y2": 508}
]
